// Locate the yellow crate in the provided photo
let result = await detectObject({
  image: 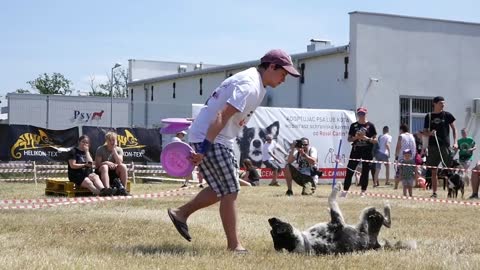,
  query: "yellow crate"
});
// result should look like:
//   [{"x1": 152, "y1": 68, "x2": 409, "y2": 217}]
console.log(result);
[{"x1": 45, "y1": 178, "x2": 131, "y2": 197}]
